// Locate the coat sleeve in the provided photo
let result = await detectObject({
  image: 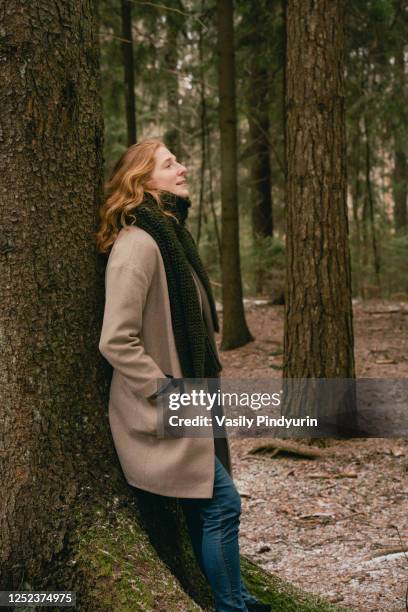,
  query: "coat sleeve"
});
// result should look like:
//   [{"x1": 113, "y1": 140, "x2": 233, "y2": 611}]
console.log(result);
[{"x1": 98, "y1": 260, "x2": 167, "y2": 399}]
